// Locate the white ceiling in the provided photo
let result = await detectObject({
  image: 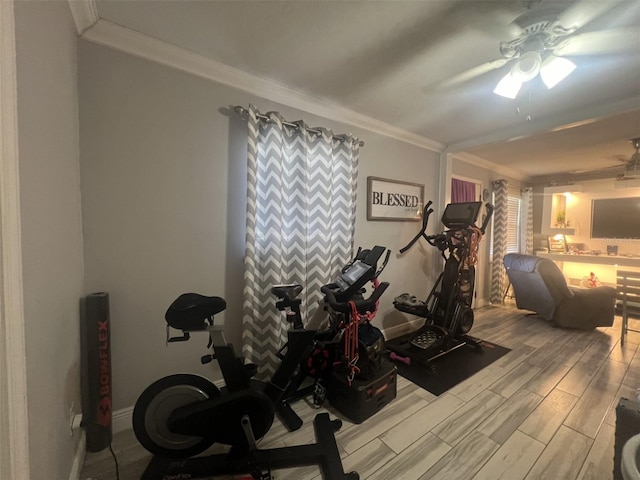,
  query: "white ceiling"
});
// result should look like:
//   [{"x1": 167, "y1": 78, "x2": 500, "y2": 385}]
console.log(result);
[{"x1": 93, "y1": 0, "x2": 640, "y2": 182}]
